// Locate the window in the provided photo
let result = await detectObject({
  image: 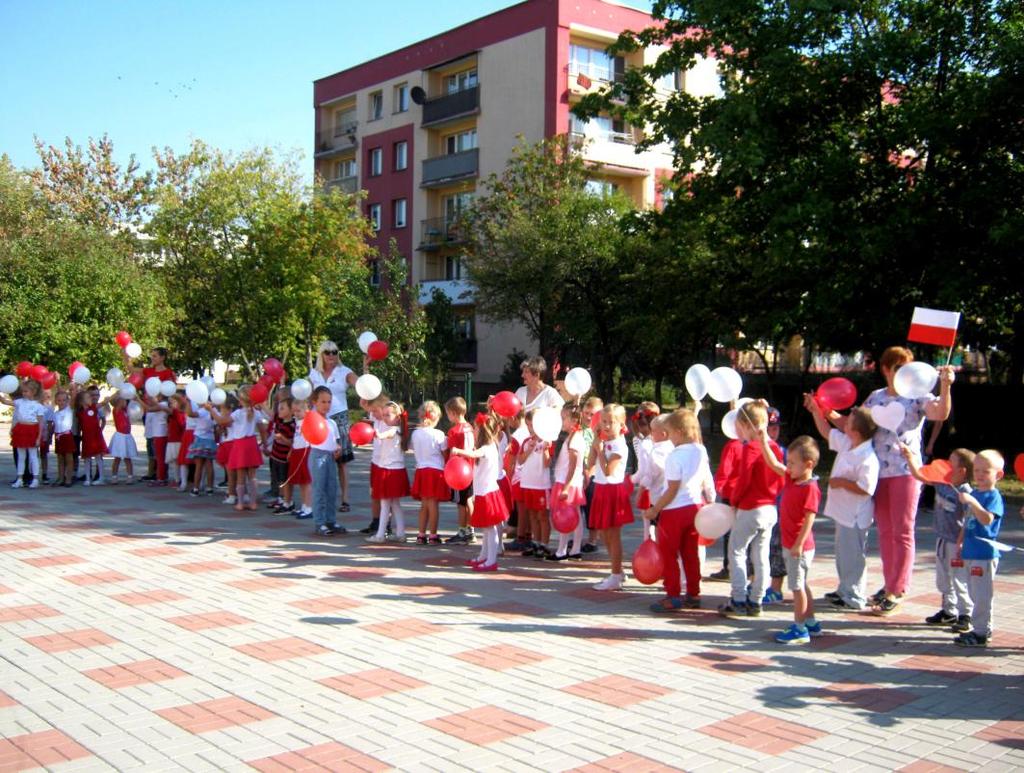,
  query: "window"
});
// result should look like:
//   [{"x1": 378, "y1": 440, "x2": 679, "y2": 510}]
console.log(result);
[
  {"x1": 445, "y1": 69, "x2": 478, "y2": 94},
  {"x1": 369, "y1": 259, "x2": 381, "y2": 287},
  {"x1": 393, "y1": 198, "x2": 407, "y2": 228},
  {"x1": 369, "y1": 91, "x2": 383, "y2": 120},
  {"x1": 334, "y1": 158, "x2": 356, "y2": 179},
  {"x1": 333, "y1": 107, "x2": 356, "y2": 136},
  {"x1": 569, "y1": 44, "x2": 625, "y2": 83},
  {"x1": 445, "y1": 128, "x2": 477, "y2": 155},
  {"x1": 656, "y1": 69, "x2": 683, "y2": 92},
  {"x1": 443, "y1": 192, "x2": 473, "y2": 224},
  {"x1": 368, "y1": 203, "x2": 381, "y2": 231},
  {"x1": 394, "y1": 83, "x2": 409, "y2": 113},
  {"x1": 369, "y1": 147, "x2": 382, "y2": 176},
  {"x1": 585, "y1": 179, "x2": 619, "y2": 197},
  {"x1": 569, "y1": 114, "x2": 632, "y2": 144},
  {"x1": 394, "y1": 140, "x2": 408, "y2": 171},
  {"x1": 445, "y1": 255, "x2": 464, "y2": 281}
]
